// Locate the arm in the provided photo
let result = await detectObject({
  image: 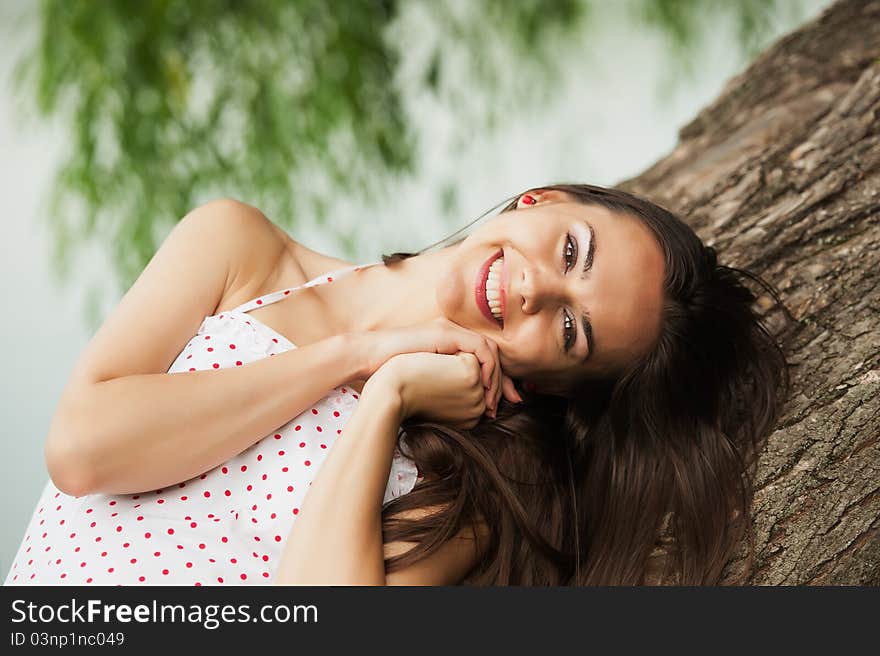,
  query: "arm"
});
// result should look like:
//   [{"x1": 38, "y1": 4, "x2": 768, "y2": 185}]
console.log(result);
[
  {"x1": 49, "y1": 333, "x2": 362, "y2": 497},
  {"x1": 45, "y1": 198, "x2": 366, "y2": 496},
  {"x1": 274, "y1": 375, "x2": 483, "y2": 586}
]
